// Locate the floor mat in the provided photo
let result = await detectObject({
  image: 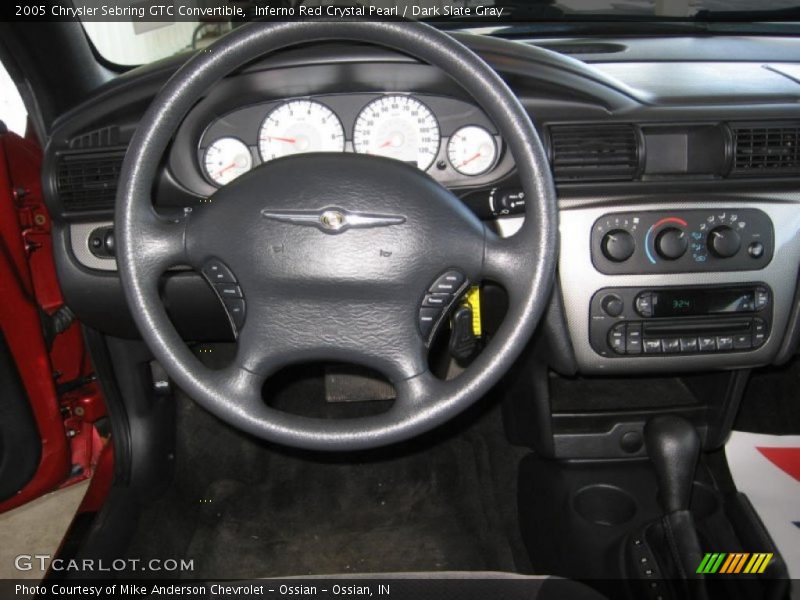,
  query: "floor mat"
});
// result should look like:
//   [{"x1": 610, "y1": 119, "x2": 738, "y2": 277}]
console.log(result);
[
  {"x1": 126, "y1": 381, "x2": 530, "y2": 579},
  {"x1": 186, "y1": 439, "x2": 513, "y2": 577},
  {"x1": 726, "y1": 431, "x2": 800, "y2": 589}
]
